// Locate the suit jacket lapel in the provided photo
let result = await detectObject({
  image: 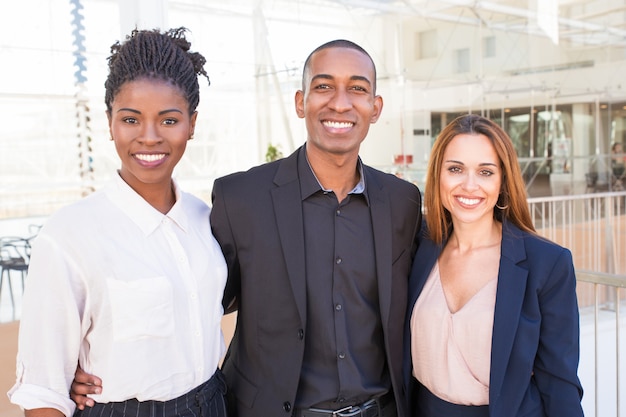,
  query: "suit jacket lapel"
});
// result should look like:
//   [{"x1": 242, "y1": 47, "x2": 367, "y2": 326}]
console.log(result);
[
  {"x1": 365, "y1": 168, "x2": 394, "y2": 325},
  {"x1": 271, "y1": 148, "x2": 307, "y2": 324},
  {"x1": 489, "y1": 222, "x2": 528, "y2": 405}
]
